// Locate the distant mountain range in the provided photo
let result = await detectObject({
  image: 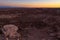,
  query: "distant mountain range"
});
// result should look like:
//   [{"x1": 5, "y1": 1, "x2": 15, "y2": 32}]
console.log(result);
[
  {"x1": 0, "y1": 6, "x2": 16, "y2": 8},
  {"x1": 0, "y1": 6, "x2": 31, "y2": 8}
]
